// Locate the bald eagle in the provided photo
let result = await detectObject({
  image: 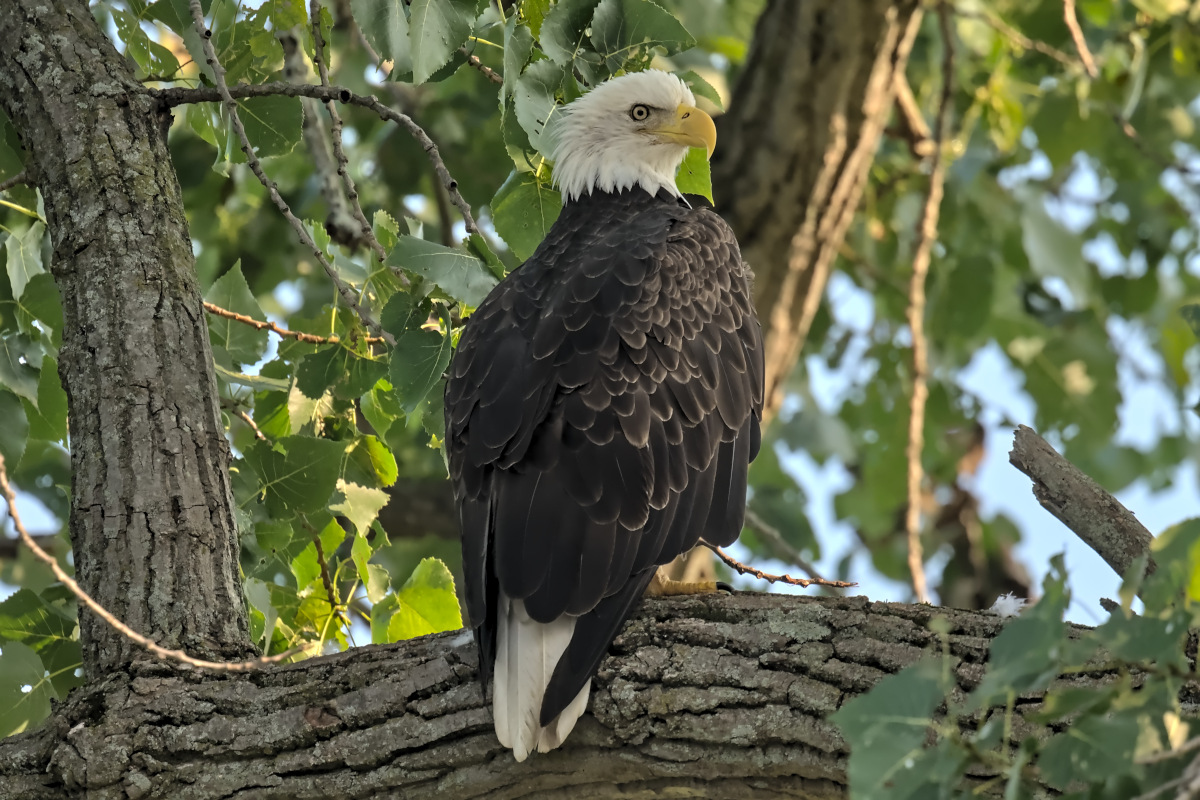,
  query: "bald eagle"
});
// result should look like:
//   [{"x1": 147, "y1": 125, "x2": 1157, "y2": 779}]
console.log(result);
[{"x1": 445, "y1": 69, "x2": 764, "y2": 761}]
